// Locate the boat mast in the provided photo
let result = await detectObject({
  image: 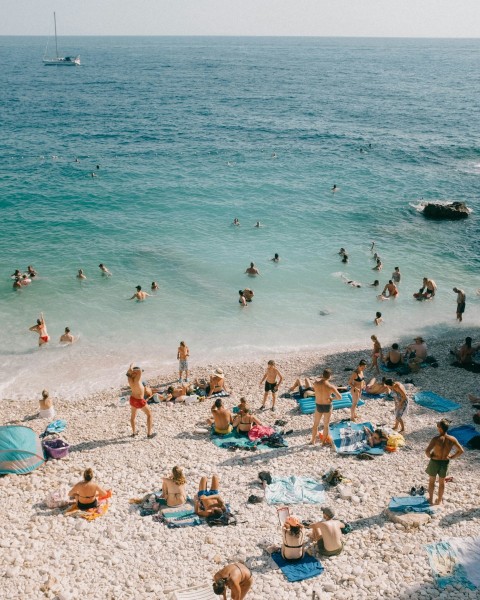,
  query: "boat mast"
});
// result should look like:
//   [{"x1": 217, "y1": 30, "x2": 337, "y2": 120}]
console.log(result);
[{"x1": 54, "y1": 12, "x2": 59, "y2": 58}]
